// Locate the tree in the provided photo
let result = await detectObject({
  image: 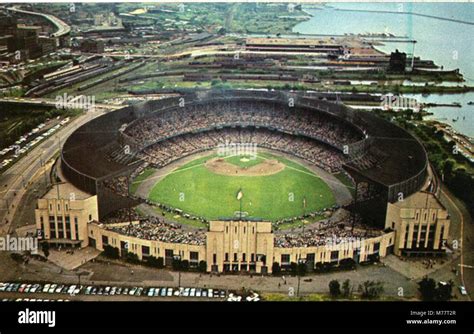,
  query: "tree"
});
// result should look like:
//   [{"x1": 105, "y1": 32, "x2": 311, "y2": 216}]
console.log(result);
[
  {"x1": 436, "y1": 281, "x2": 453, "y2": 301},
  {"x1": 272, "y1": 262, "x2": 281, "y2": 275},
  {"x1": 103, "y1": 245, "x2": 120, "y2": 259},
  {"x1": 181, "y1": 260, "x2": 190, "y2": 272},
  {"x1": 198, "y1": 260, "x2": 207, "y2": 273},
  {"x1": 358, "y1": 280, "x2": 384, "y2": 299},
  {"x1": 329, "y1": 280, "x2": 341, "y2": 298},
  {"x1": 418, "y1": 277, "x2": 437, "y2": 301},
  {"x1": 146, "y1": 256, "x2": 163, "y2": 268},
  {"x1": 123, "y1": 251, "x2": 140, "y2": 264},
  {"x1": 296, "y1": 262, "x2": 307, "y2": 276},
  {"x1": 342, "y1": 279, "x2": 352, "y2": 298},
  {"x1": 290, "y1": 262, "x2": 298, "y2": 275},
  {"x1": 156, "y1": 257, "x2": 164, "y2": 268},
  {"x1": 172, "y1": 258, "x2": 182, "y2": 271},
  {"x1": 41, "y1": 242, "x2": 50, "y2": 259},
  {"x1": 339, "y1": 258, "x2": 356, "y2": 270},
  {"x1": 418, "y1": 277, "x2": 453, "y2": 301}
]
